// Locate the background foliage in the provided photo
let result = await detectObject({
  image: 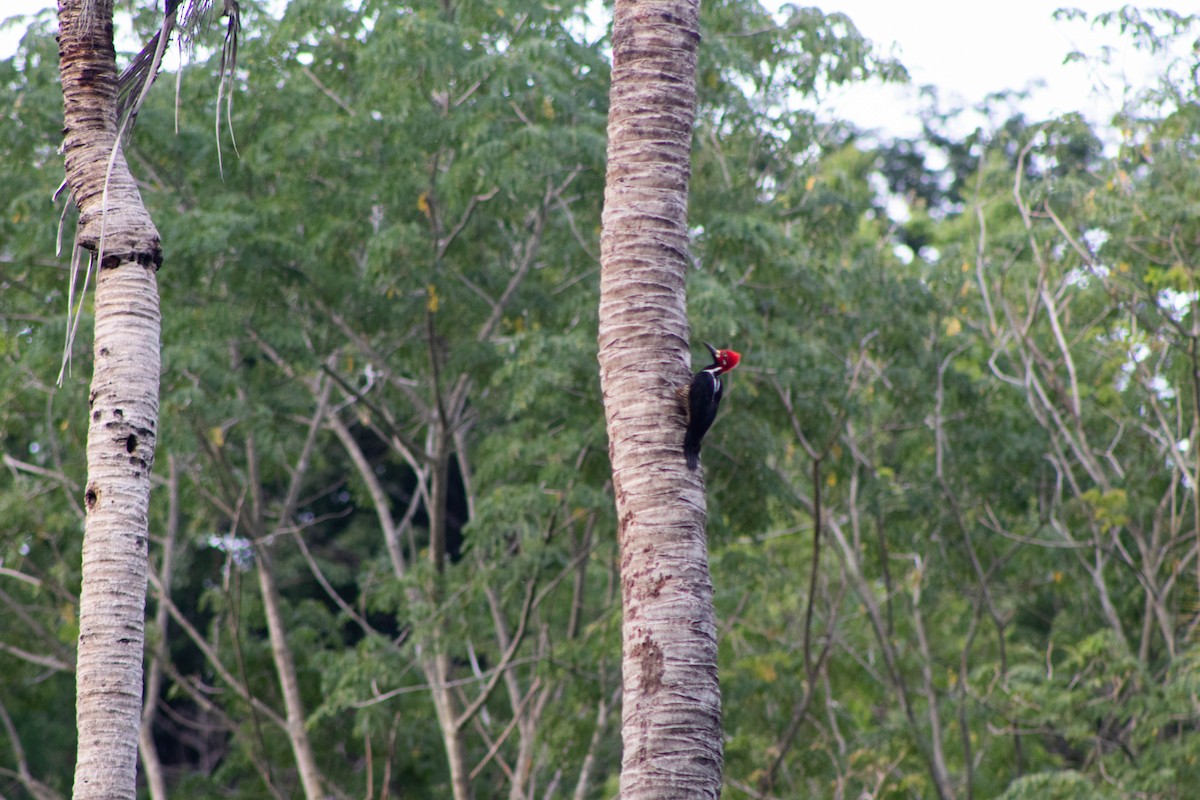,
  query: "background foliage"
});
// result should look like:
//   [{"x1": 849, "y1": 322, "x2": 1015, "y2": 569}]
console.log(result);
[{"x1": 1, "y1": 1, "x2": 1198, "y2": 798}]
